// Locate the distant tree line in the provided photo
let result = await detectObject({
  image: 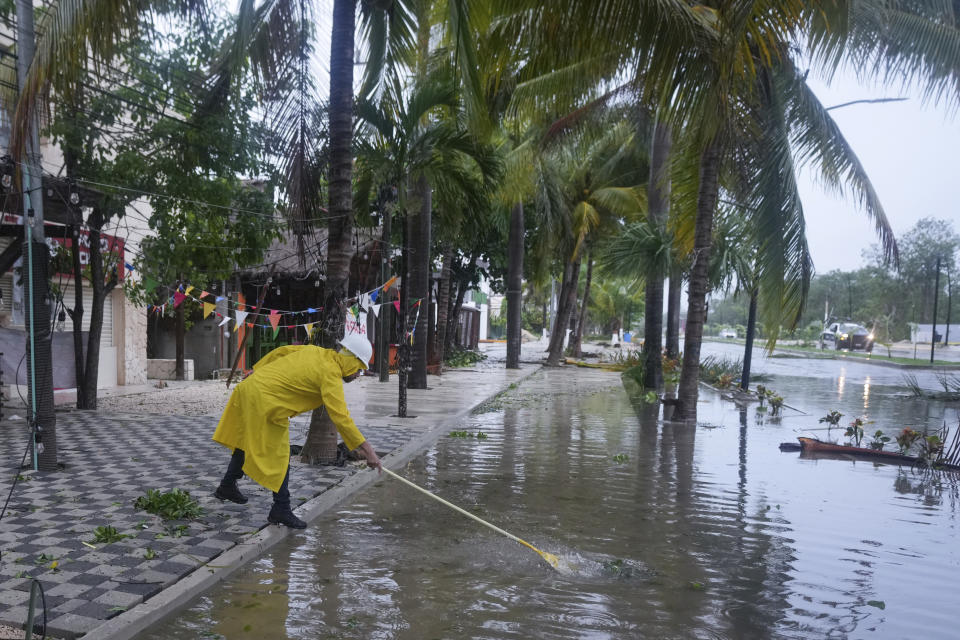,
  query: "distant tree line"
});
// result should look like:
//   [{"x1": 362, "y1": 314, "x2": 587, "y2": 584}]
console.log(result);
[{"x1": 710, "y1": 218, "x2": 959, "y2": 344}]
